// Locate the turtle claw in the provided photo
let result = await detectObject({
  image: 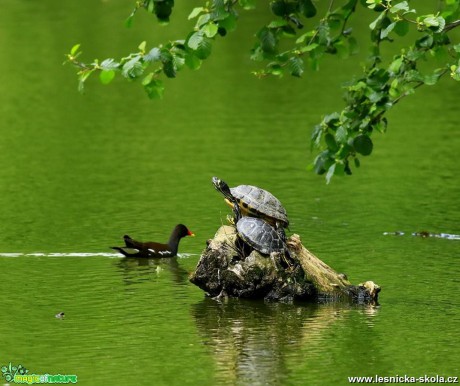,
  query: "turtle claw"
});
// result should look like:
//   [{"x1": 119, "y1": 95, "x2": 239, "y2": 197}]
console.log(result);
[{"x1": 226, "y1": 214, "x2": 235, "y2": 225}]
